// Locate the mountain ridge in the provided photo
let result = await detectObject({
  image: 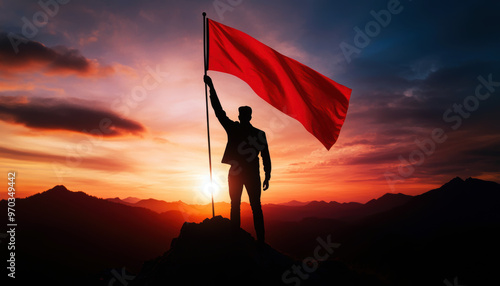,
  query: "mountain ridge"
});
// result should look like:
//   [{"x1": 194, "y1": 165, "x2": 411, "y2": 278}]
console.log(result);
[
  {"x1": 131, "y1": 216, "x2": 295, "y2": 286},
  {"x1": 2, "y1": 177, "x2": 498, "y2": 285}
]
